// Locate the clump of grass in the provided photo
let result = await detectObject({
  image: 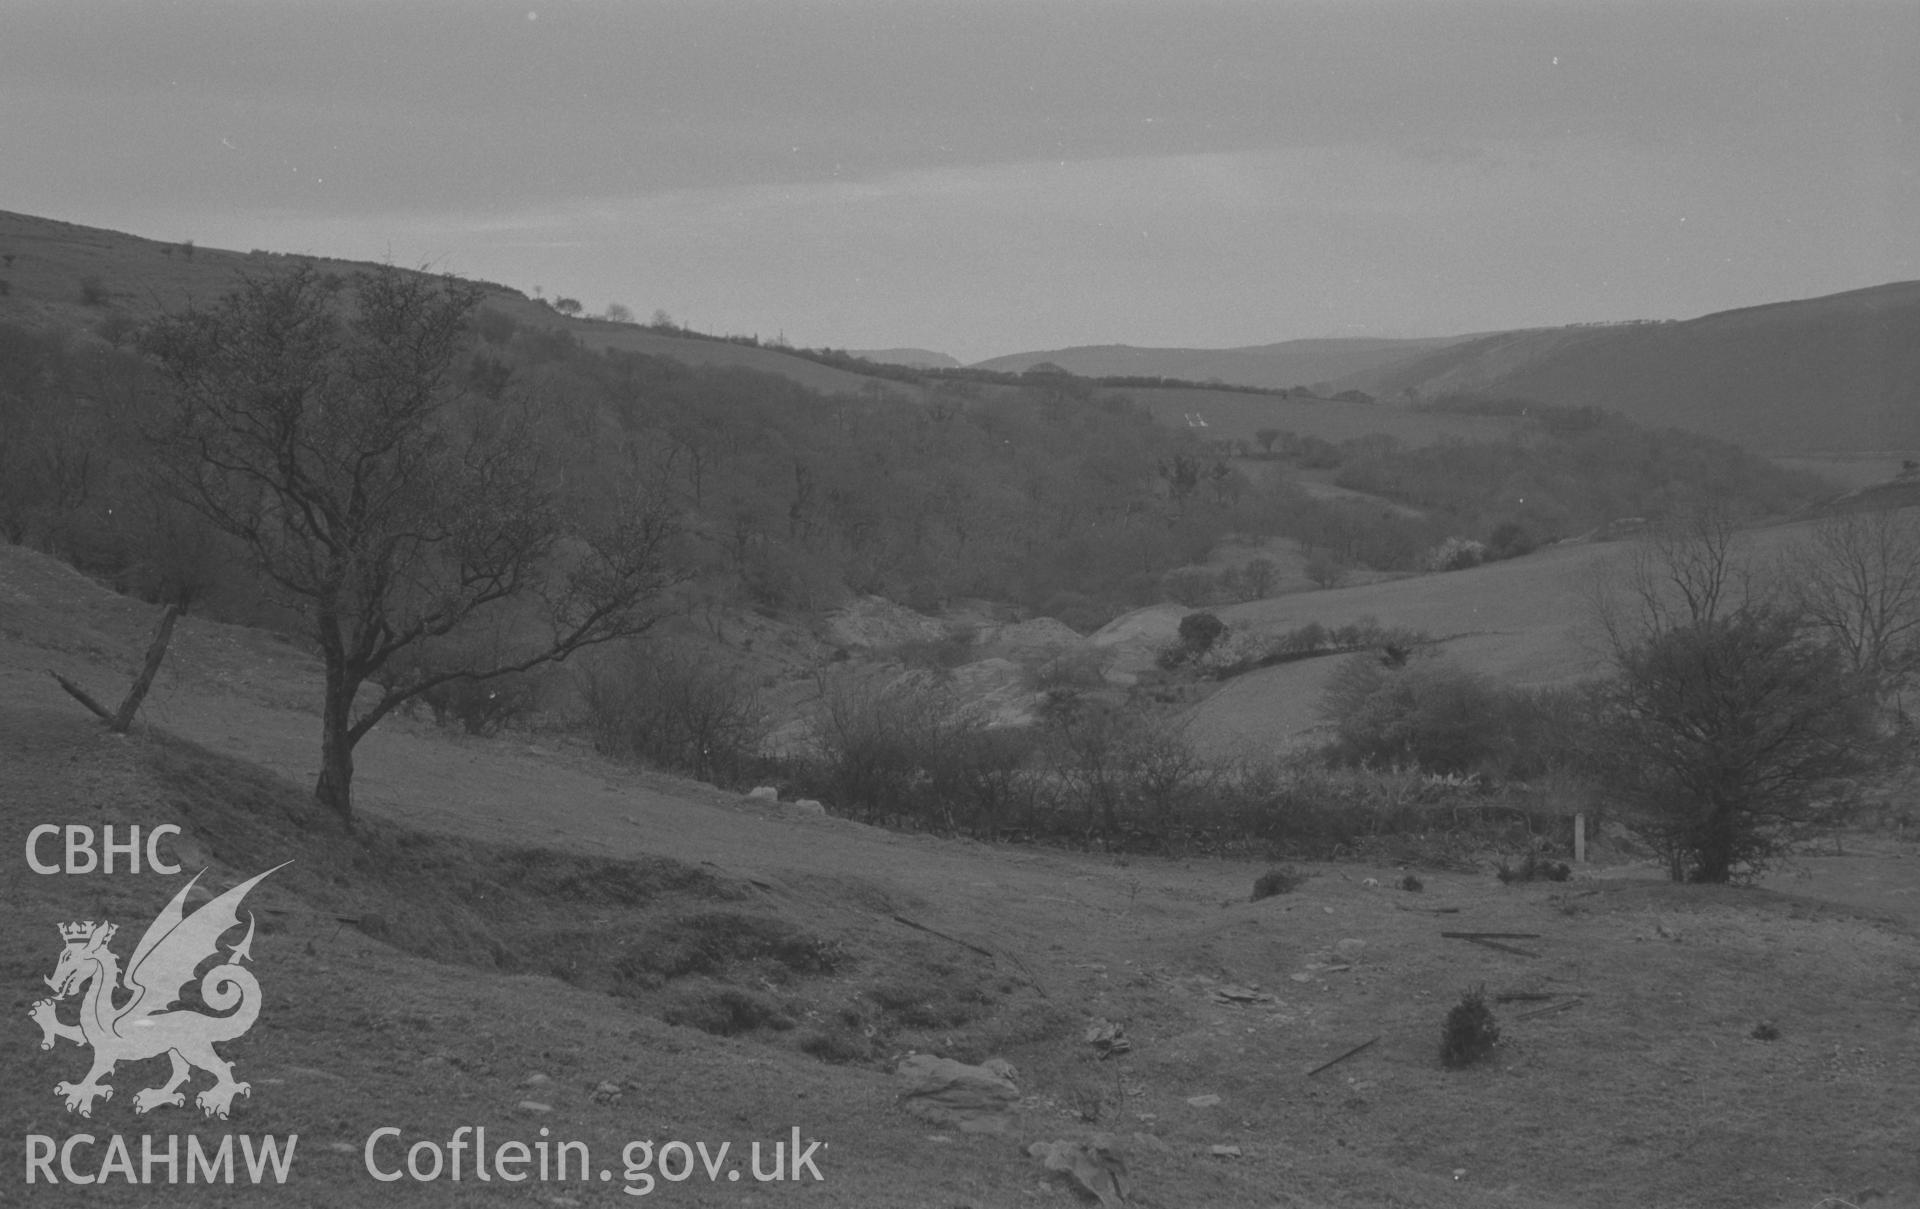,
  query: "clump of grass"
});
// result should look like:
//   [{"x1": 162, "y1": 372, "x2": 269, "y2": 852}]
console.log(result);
[
  {"x1": 1440, "y1": 985, "x2": 1500, "y2": 1069},
  {"x1": 1252, "y1": 865, "x2": 1303, "y2": 901},
  {"x1": 797, "y1": 1029, "x2": 872, "y2": 1064},
  {"x1": 1400, "y1": 874, "x2": 1424, "y2": 892},
  {"x1": 659, "y1": 983, "x2": 794, "y2": 1036},
  {"x1": 1750, "y1": 1020, "x2": 1781, "y2": 1042}
]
